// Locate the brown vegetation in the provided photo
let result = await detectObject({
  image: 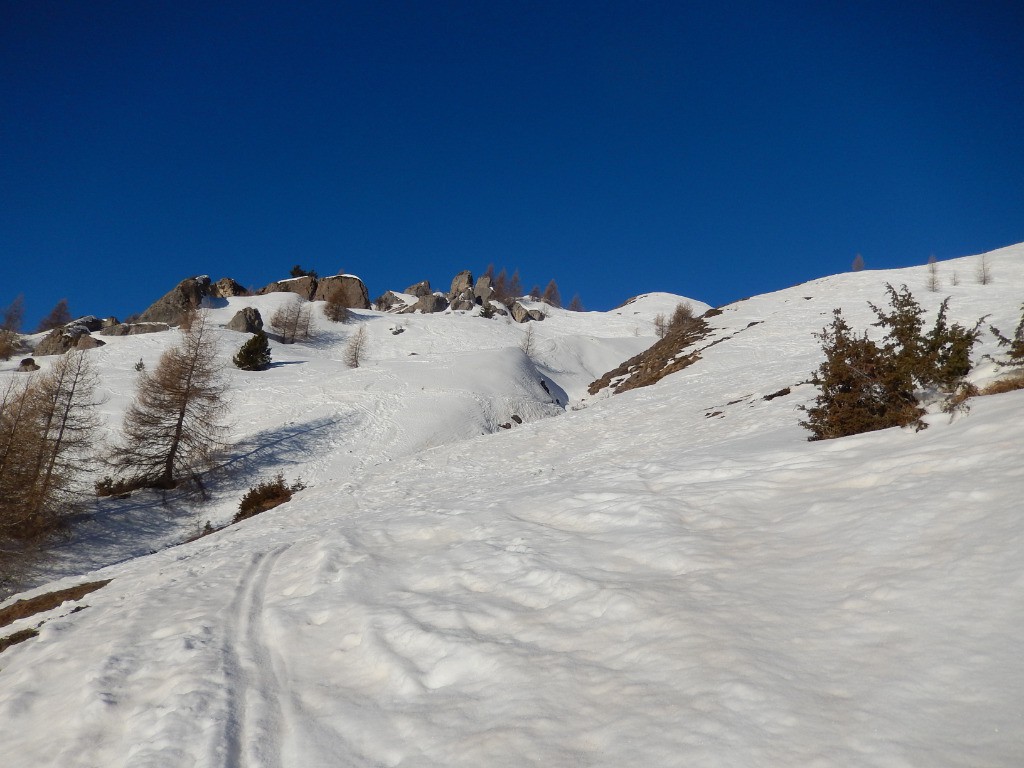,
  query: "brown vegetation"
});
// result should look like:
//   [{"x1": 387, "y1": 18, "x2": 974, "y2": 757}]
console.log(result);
[{"x1": 110, "y1": 312, "x2": 228, "y2": 490}]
